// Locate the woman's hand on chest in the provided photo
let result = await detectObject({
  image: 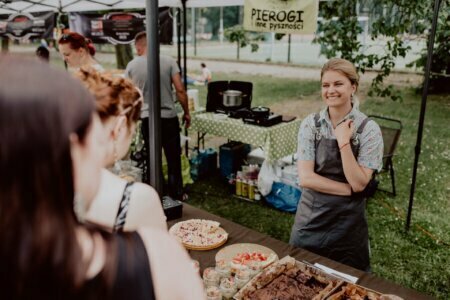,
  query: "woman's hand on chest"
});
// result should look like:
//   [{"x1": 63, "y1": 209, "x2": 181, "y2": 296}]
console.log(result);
[{"x1": 334, "y1": 119, "x2": 354, "y2": 147}]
